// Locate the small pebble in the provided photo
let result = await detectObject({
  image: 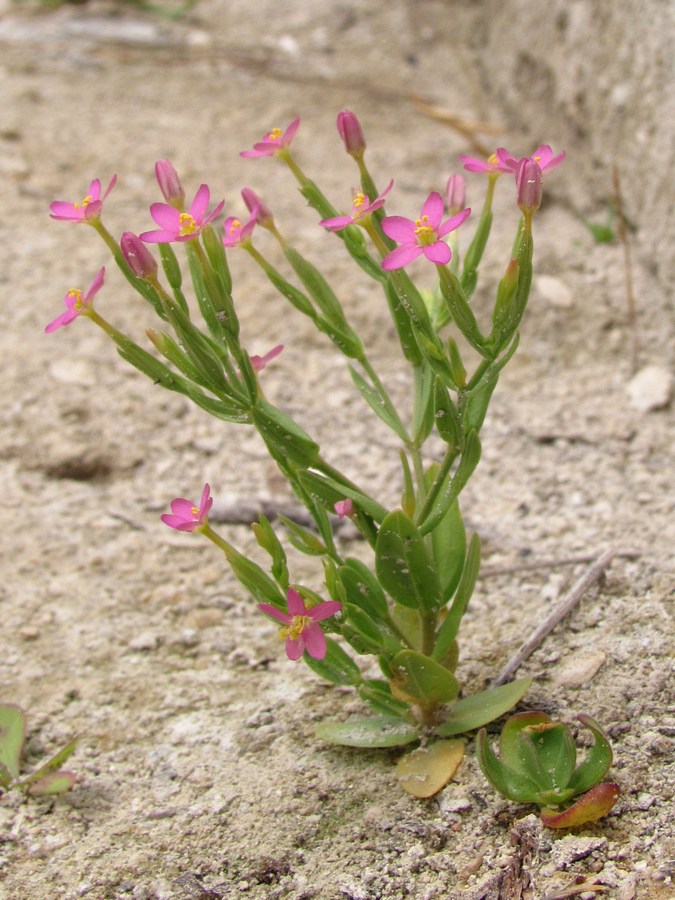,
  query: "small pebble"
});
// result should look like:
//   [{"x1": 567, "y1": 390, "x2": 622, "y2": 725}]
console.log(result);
[{"x1": 627, "y1": 365, "x2": 672, "y2": 412}]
